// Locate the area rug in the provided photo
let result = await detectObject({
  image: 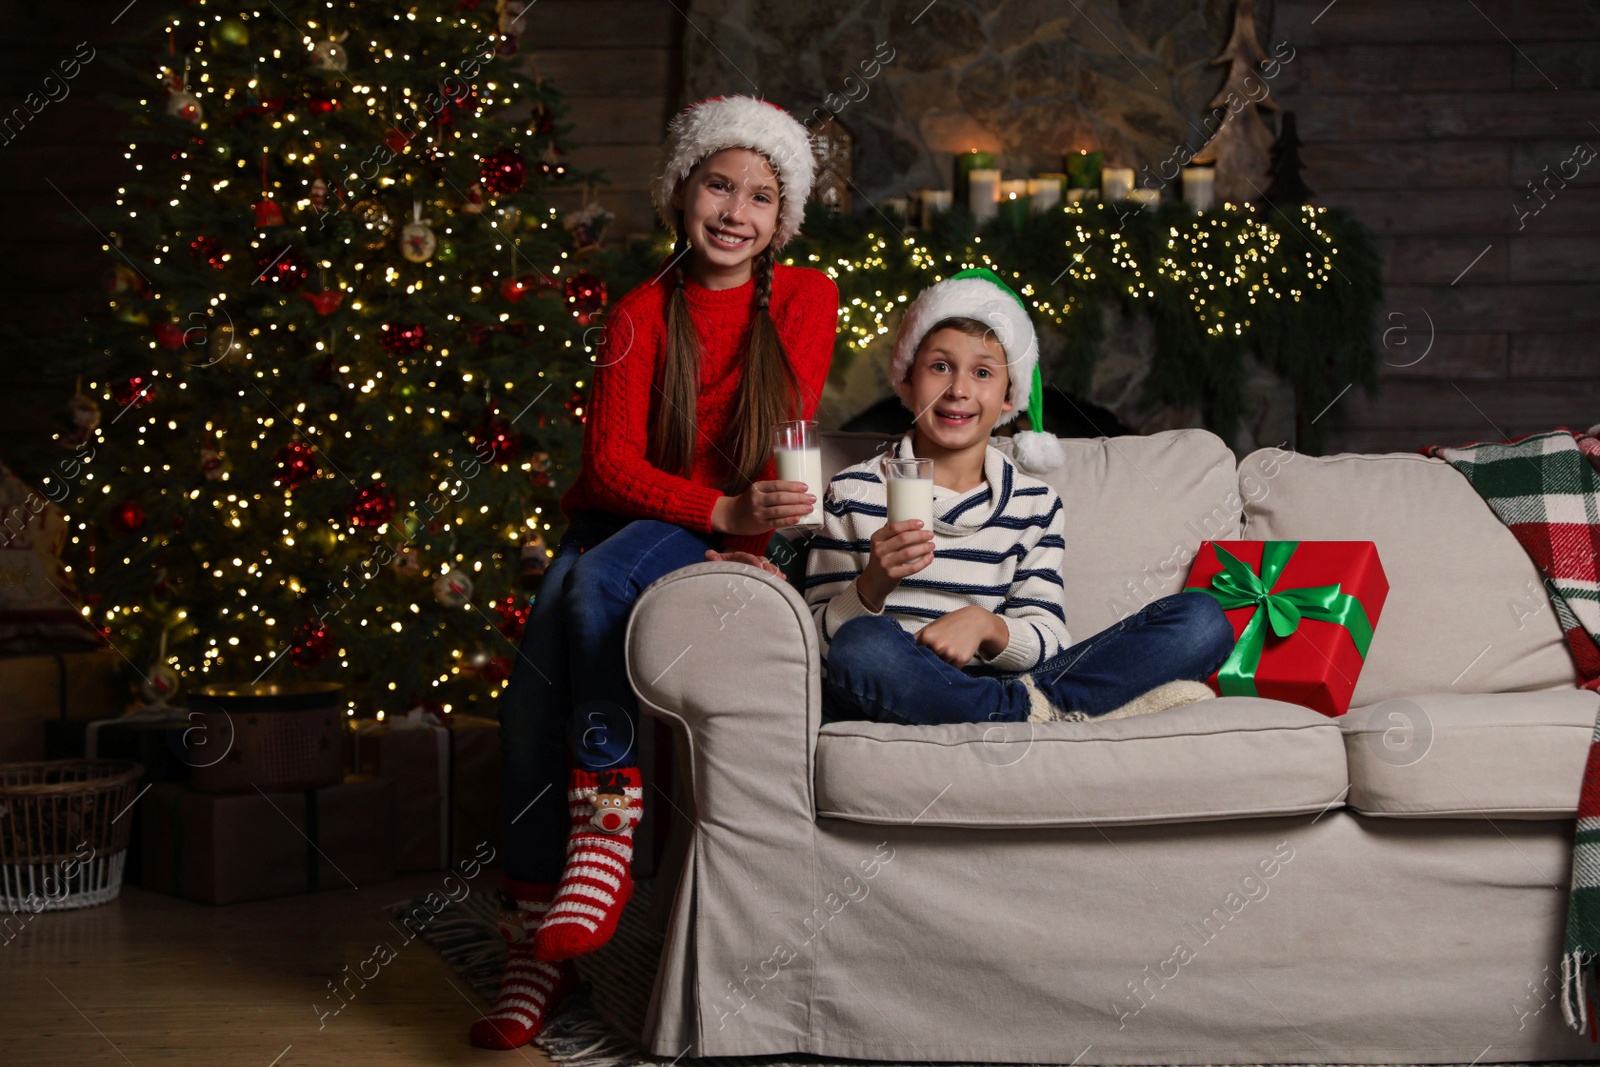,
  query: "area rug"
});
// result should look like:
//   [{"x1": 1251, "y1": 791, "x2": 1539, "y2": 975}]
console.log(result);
[
  {"x1": 386, "y1": 877, "x2": 669, "y2": 1067},
  {"x1": 385, "y1": 881, "x2": 1576, "y2": 1067}
]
